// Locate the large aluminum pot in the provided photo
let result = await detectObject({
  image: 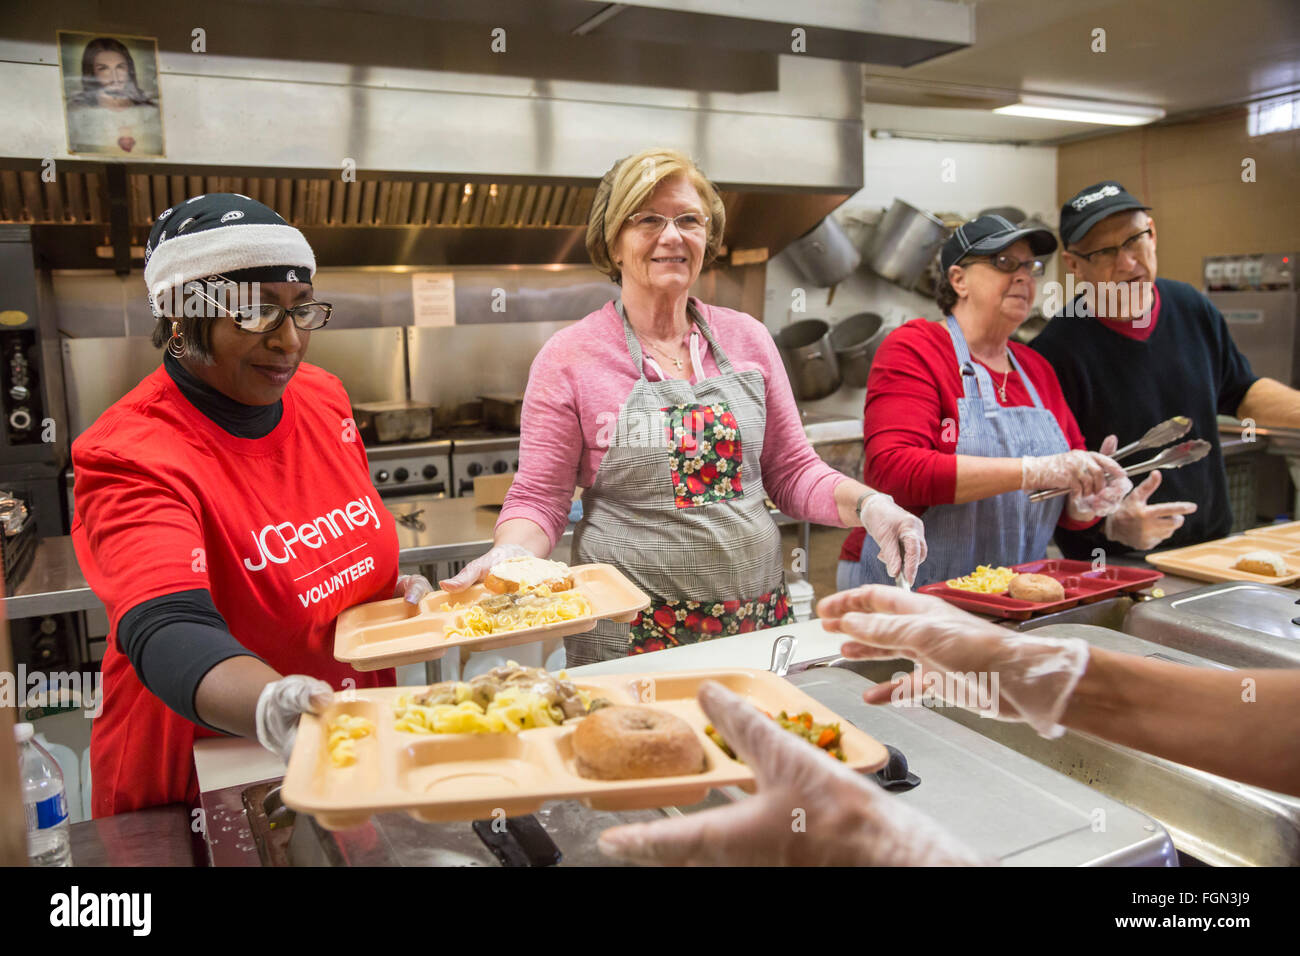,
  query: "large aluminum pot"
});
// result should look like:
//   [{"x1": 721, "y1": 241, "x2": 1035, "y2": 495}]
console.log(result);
[
  {"x1": 829, "y1": 312, "x2": 886, "y2": 388},
  {"x1": 774, "y1": 319, "x2": 841, "y2": 401},
  {"x1": 866, "y1": 199, "x2": 949, "y2": 289},
  {"x1": 784, "y1": 215, "x2": 861, "y2": 288}
]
